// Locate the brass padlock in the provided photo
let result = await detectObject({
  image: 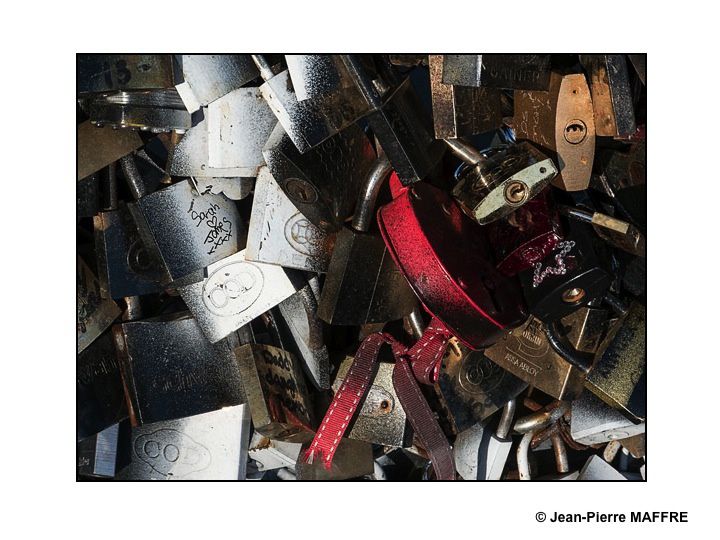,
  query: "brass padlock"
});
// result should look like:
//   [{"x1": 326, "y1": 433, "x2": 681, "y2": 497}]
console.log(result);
[
  {"x1": 514, "y1": 72, "x2": 596, "y2": 191},
  {"x1": 580, "y1": 55, "x2": 636, "y2": 138}
]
